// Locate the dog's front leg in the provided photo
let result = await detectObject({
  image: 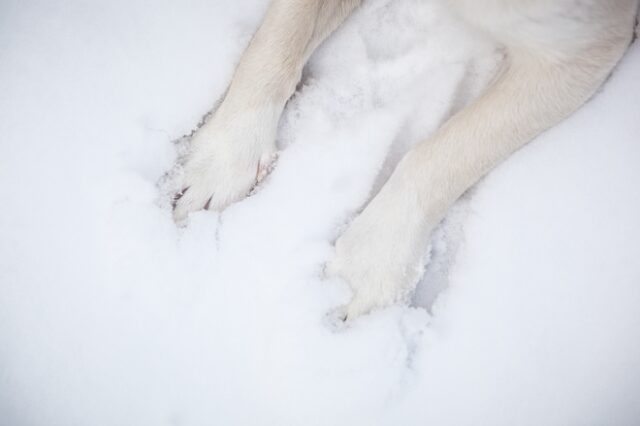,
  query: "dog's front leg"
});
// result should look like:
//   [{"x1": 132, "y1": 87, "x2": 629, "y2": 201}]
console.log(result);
[
  {"x1": 329, "y1": 36, "x2": 634, "y2": 319},
  {"x1": 173, "y1": 0, "x2": 361, "y2": 221}
]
